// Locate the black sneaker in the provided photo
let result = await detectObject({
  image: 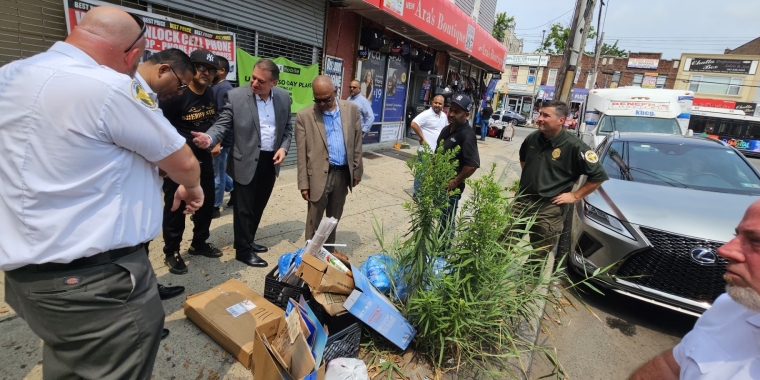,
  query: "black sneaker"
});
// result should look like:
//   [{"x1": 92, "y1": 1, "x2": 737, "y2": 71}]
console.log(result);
[
  {"x1": 164, "y1": 252, "x2": 188, "y2": 274},
  {"x1": 189, "y1": 241, "x2": 223, "y2": 258},
  {"x1": 212, "y1": 208, "x2": 221, "y2": 219}
]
